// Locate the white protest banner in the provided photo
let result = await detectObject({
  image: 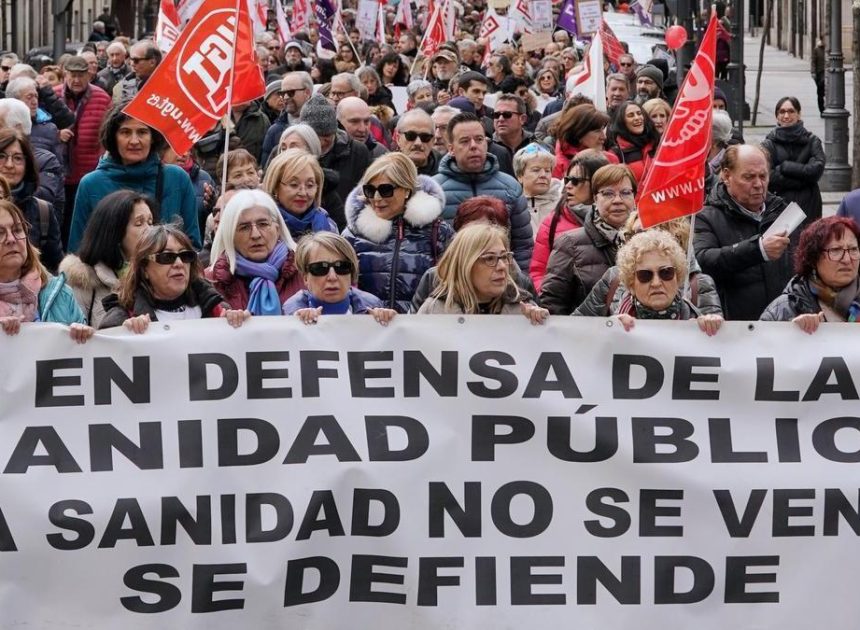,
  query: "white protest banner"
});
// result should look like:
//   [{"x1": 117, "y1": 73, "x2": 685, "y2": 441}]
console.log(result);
[
  {"x1": 1, "y1": 317, "x2": 860, "y2": 628},
  {"x1": 575, "y1": 0, "x2": 602, "y2": 35},
  {"x1": 356, "y1": 0, "x2": 380, "y2": 42}
]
